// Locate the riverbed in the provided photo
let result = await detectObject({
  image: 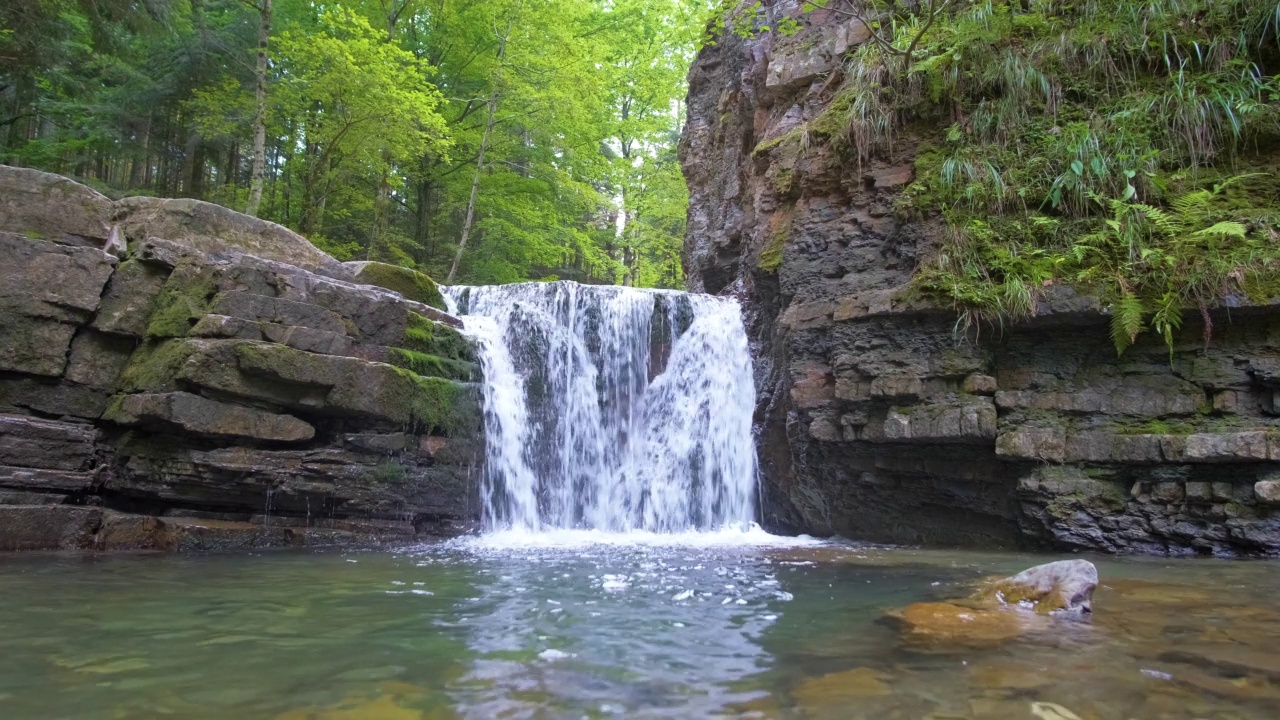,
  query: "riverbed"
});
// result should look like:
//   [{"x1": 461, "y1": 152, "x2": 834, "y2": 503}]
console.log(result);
[{"x1": 0, "y1": 534, "x2": 1277, "y2": 719}]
